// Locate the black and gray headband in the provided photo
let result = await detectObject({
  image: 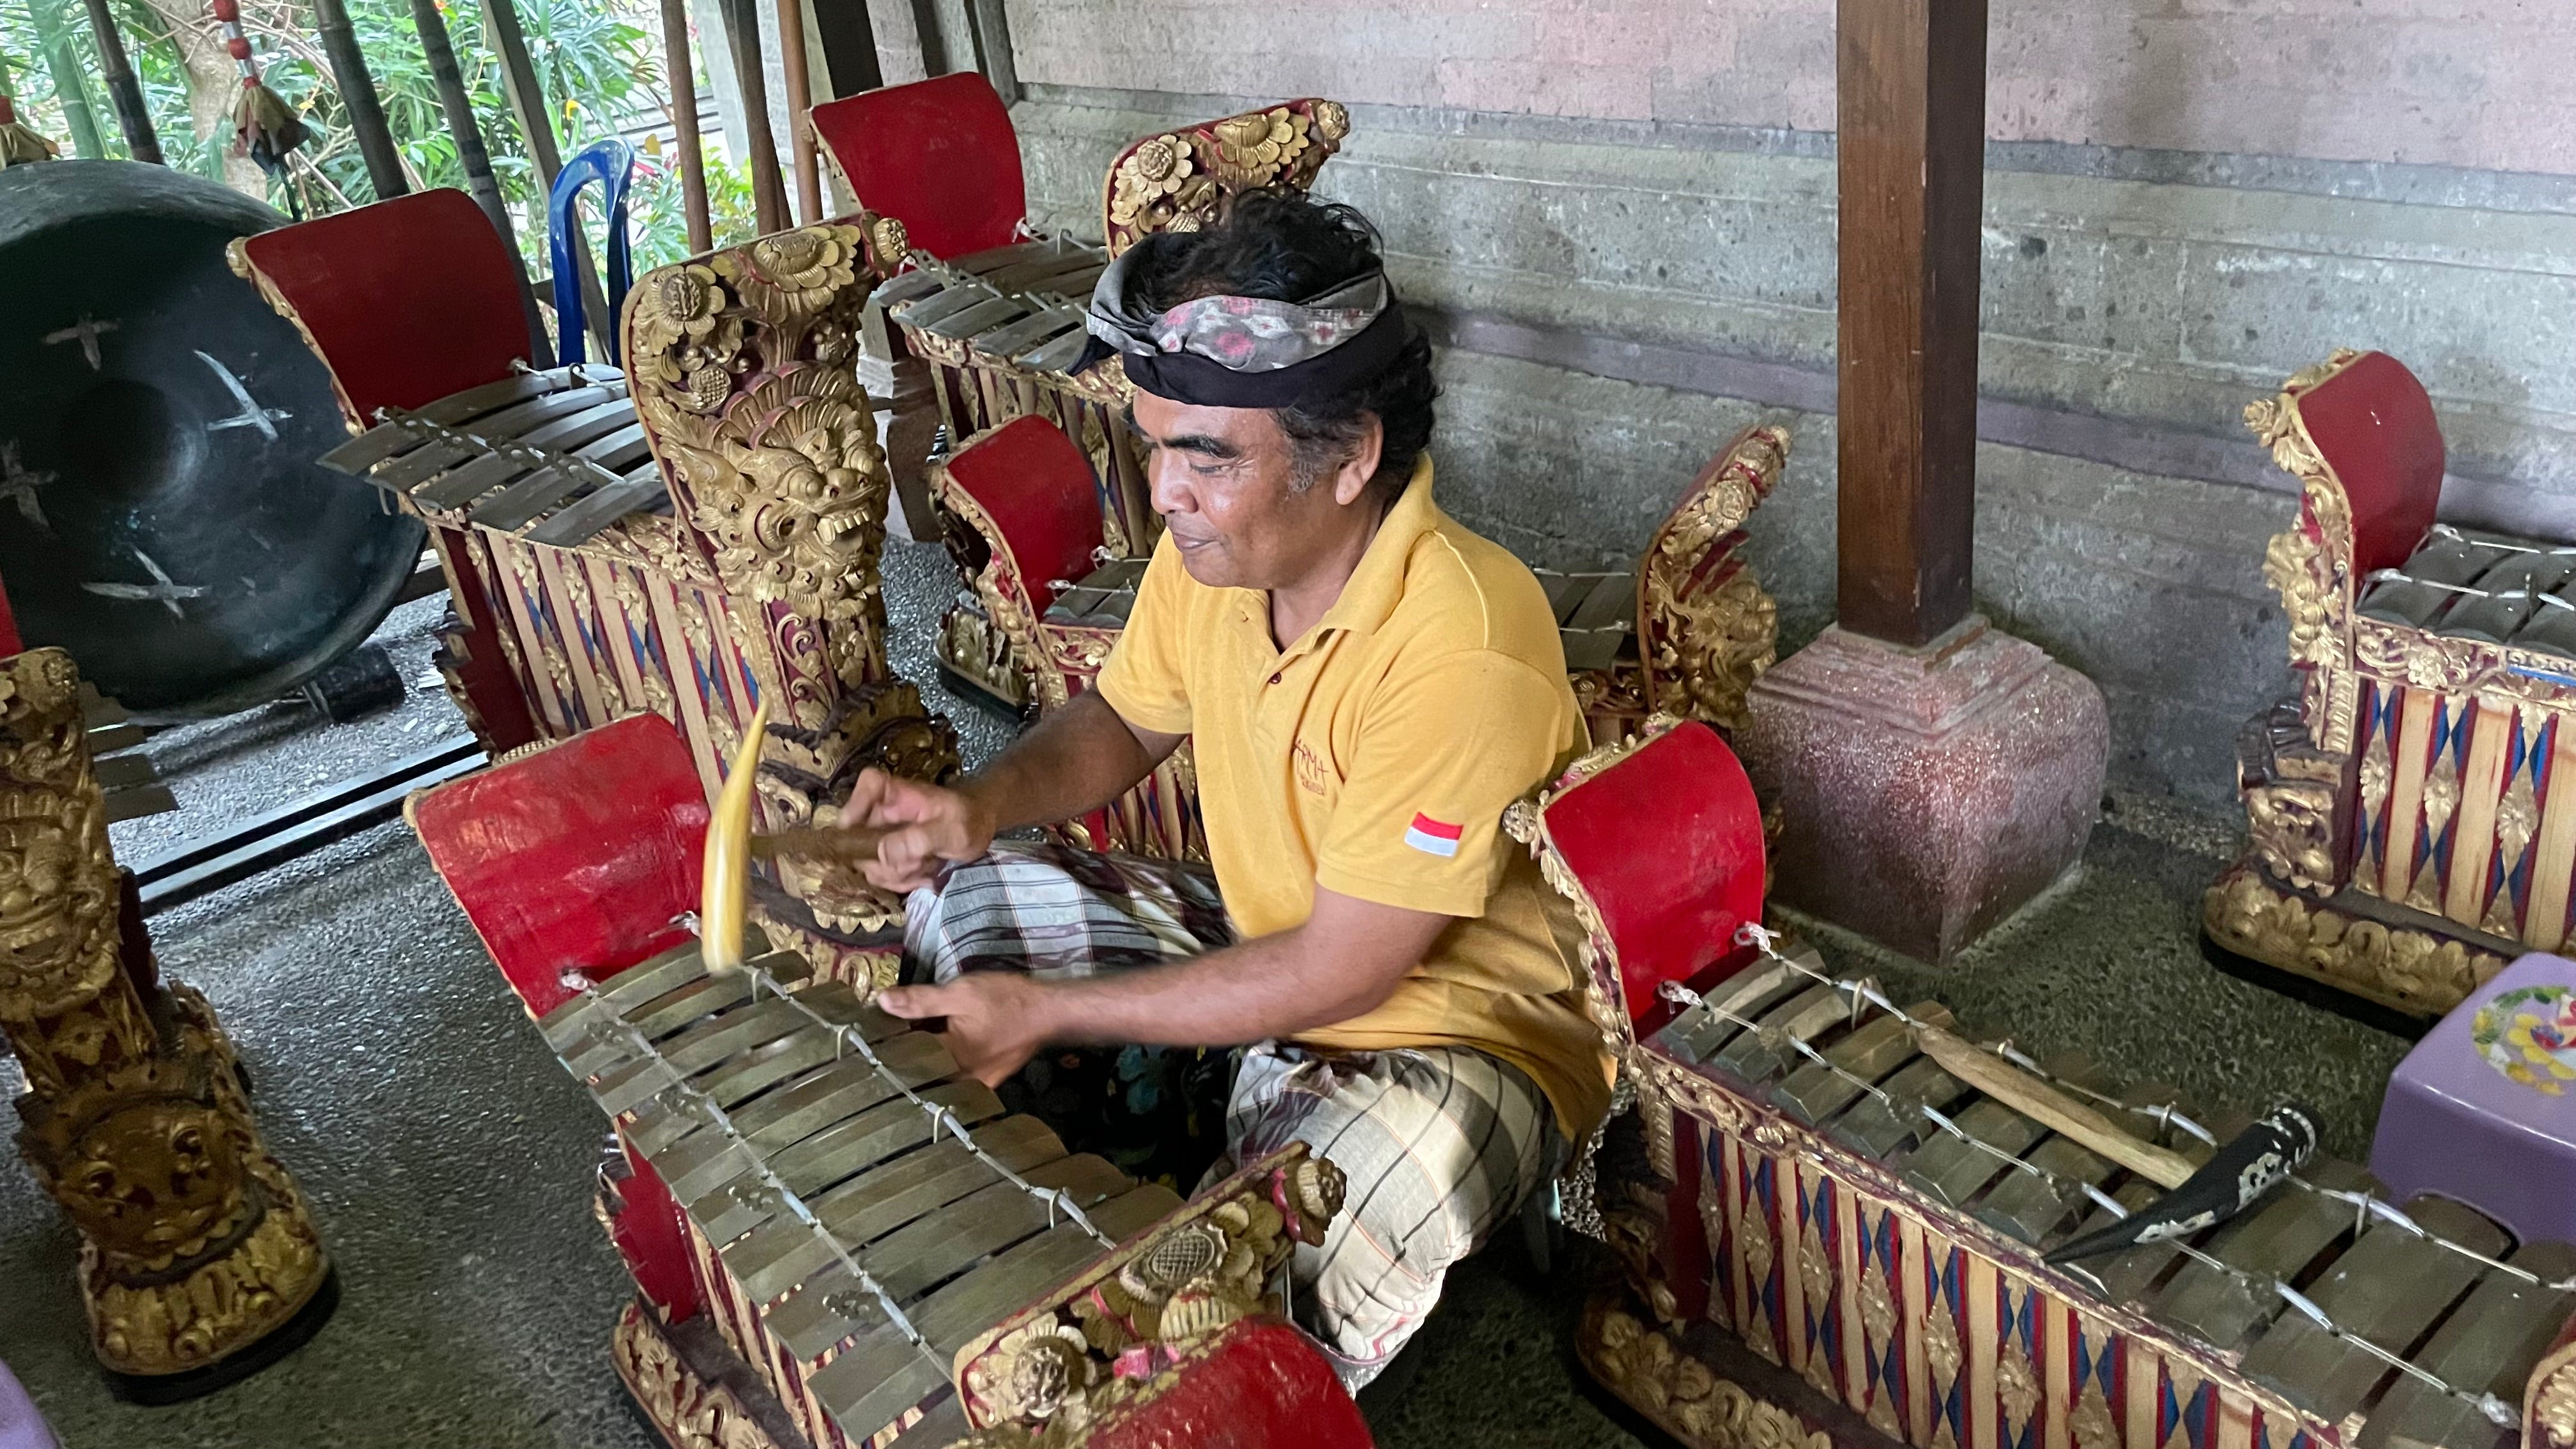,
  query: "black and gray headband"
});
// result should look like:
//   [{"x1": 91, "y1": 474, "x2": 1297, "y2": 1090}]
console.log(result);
[{"x1": 1075, "y1": 234, "x2": 1412, "y2": 408}]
